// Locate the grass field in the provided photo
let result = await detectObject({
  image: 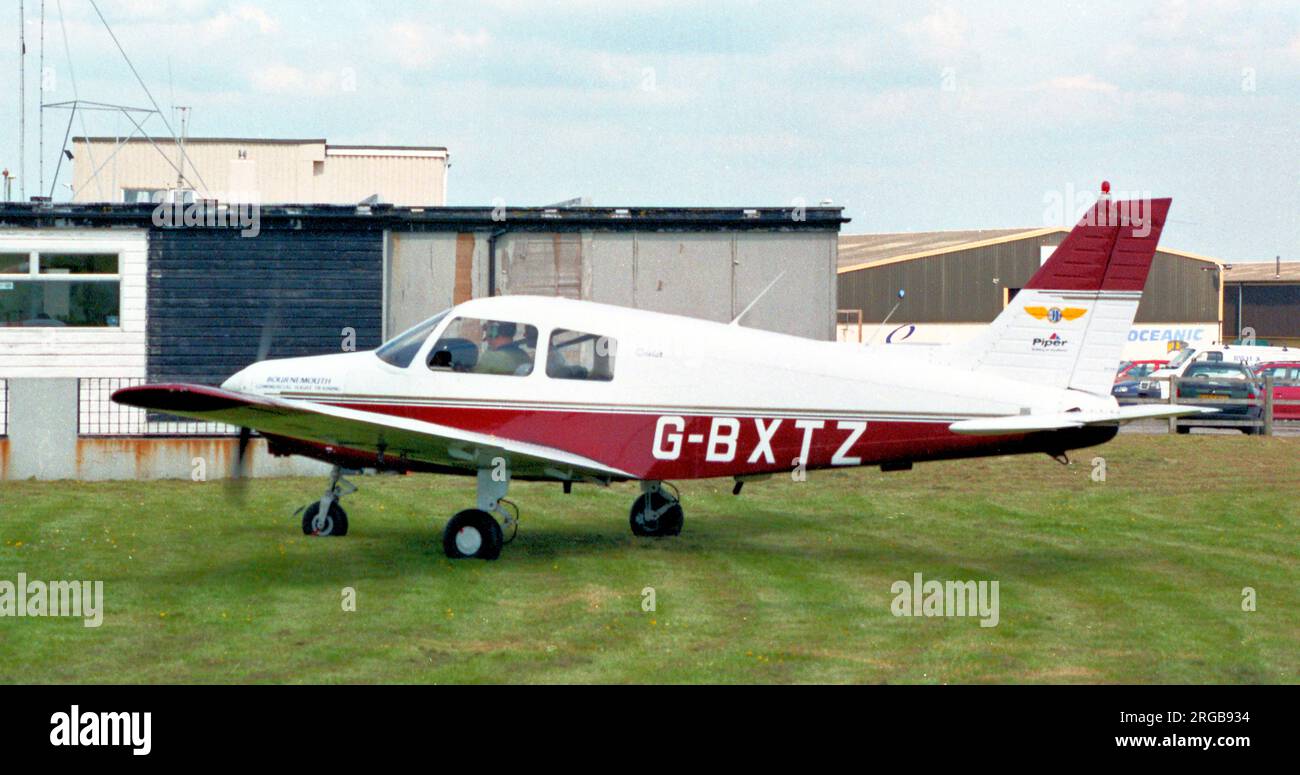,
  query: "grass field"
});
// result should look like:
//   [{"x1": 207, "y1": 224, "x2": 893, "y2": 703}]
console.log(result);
[{"x1": 0, "y1": 434, "x2": 1296, "y2": 684}]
